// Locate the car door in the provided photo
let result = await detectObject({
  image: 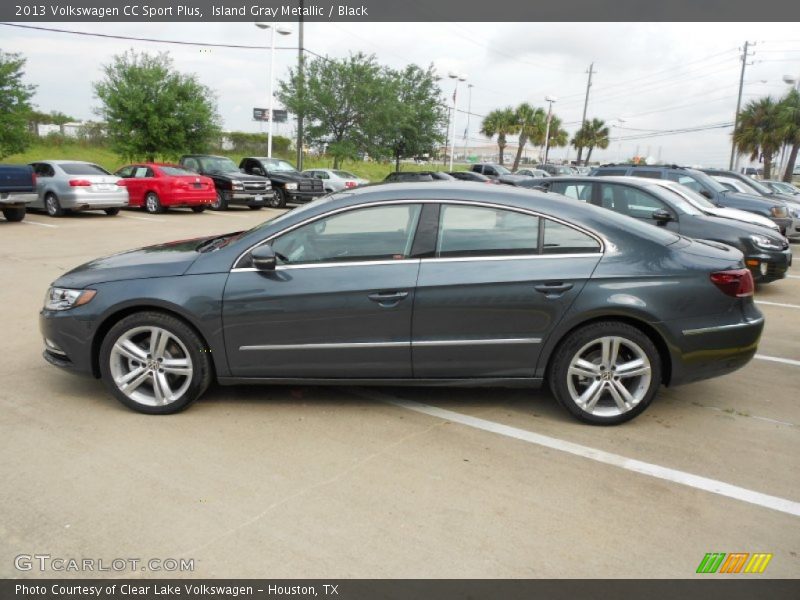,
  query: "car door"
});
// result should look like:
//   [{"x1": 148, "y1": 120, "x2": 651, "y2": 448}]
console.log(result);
[
  {"x1": 596, "y1": 182, "x2": 680, "y2": 233},
  {"x1": 412, "y1": 202, "x2": 603, "y2": 378},
  {"x1": 223, "y1": 203, "x2": 424, "y2": 378}
]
